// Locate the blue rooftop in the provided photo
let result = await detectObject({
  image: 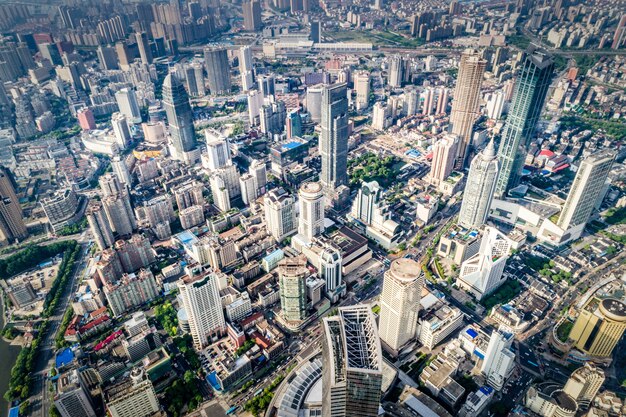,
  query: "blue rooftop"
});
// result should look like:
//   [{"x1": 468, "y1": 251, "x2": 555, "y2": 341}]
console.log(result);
[
  {"x1": 480, "y1": 386, "x2": 494, "y2": 395},
  {"x1": 282, "y1": 141, "x2": 303, "y2": 150},
  {"x1": 466, "y1": 328, "x2": 478, "y2": 339},
  {"x1": 56, "y1": 347, "x2": 74, "y2": 368},
  {"x1": 206, "y1": 371, "x2": 222, "y2": 391},
  {"x1": 9, "y1": 406, "x2": 19, "y2": 417}
]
